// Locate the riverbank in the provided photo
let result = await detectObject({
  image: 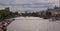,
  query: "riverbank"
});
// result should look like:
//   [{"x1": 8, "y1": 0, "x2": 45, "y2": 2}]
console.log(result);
[{"x1": 0, "y1": 18, "x2": 15, "y2": 31}]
